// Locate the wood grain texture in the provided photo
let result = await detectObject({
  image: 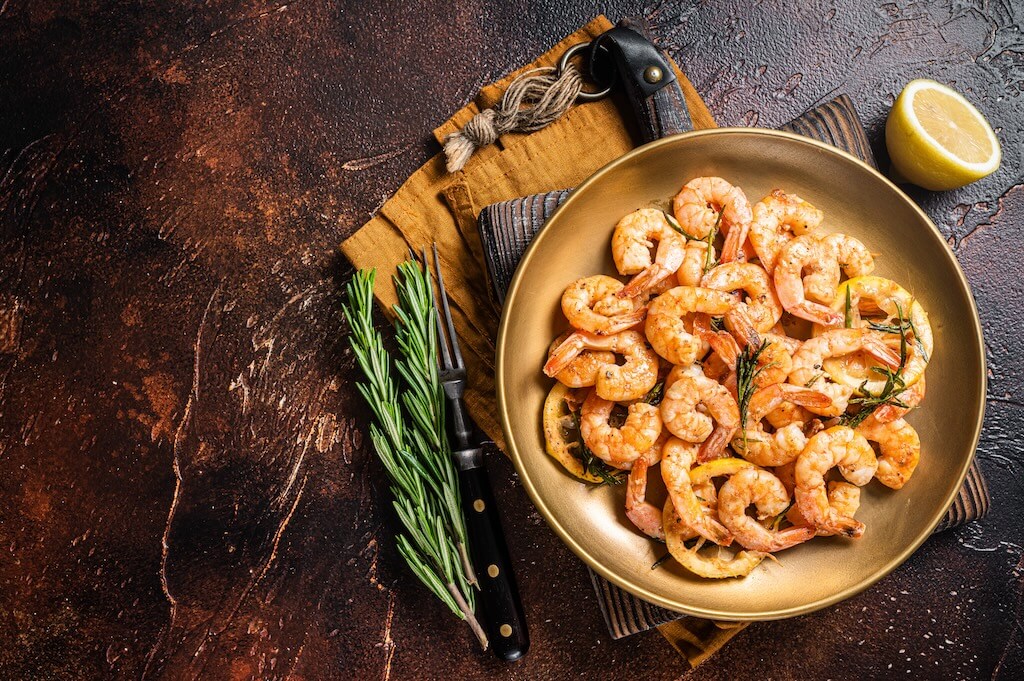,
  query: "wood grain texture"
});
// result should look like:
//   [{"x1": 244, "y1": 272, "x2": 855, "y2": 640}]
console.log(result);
[{"x1": 1, "y1": 1, "x2": 1021, "y2": 679}]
